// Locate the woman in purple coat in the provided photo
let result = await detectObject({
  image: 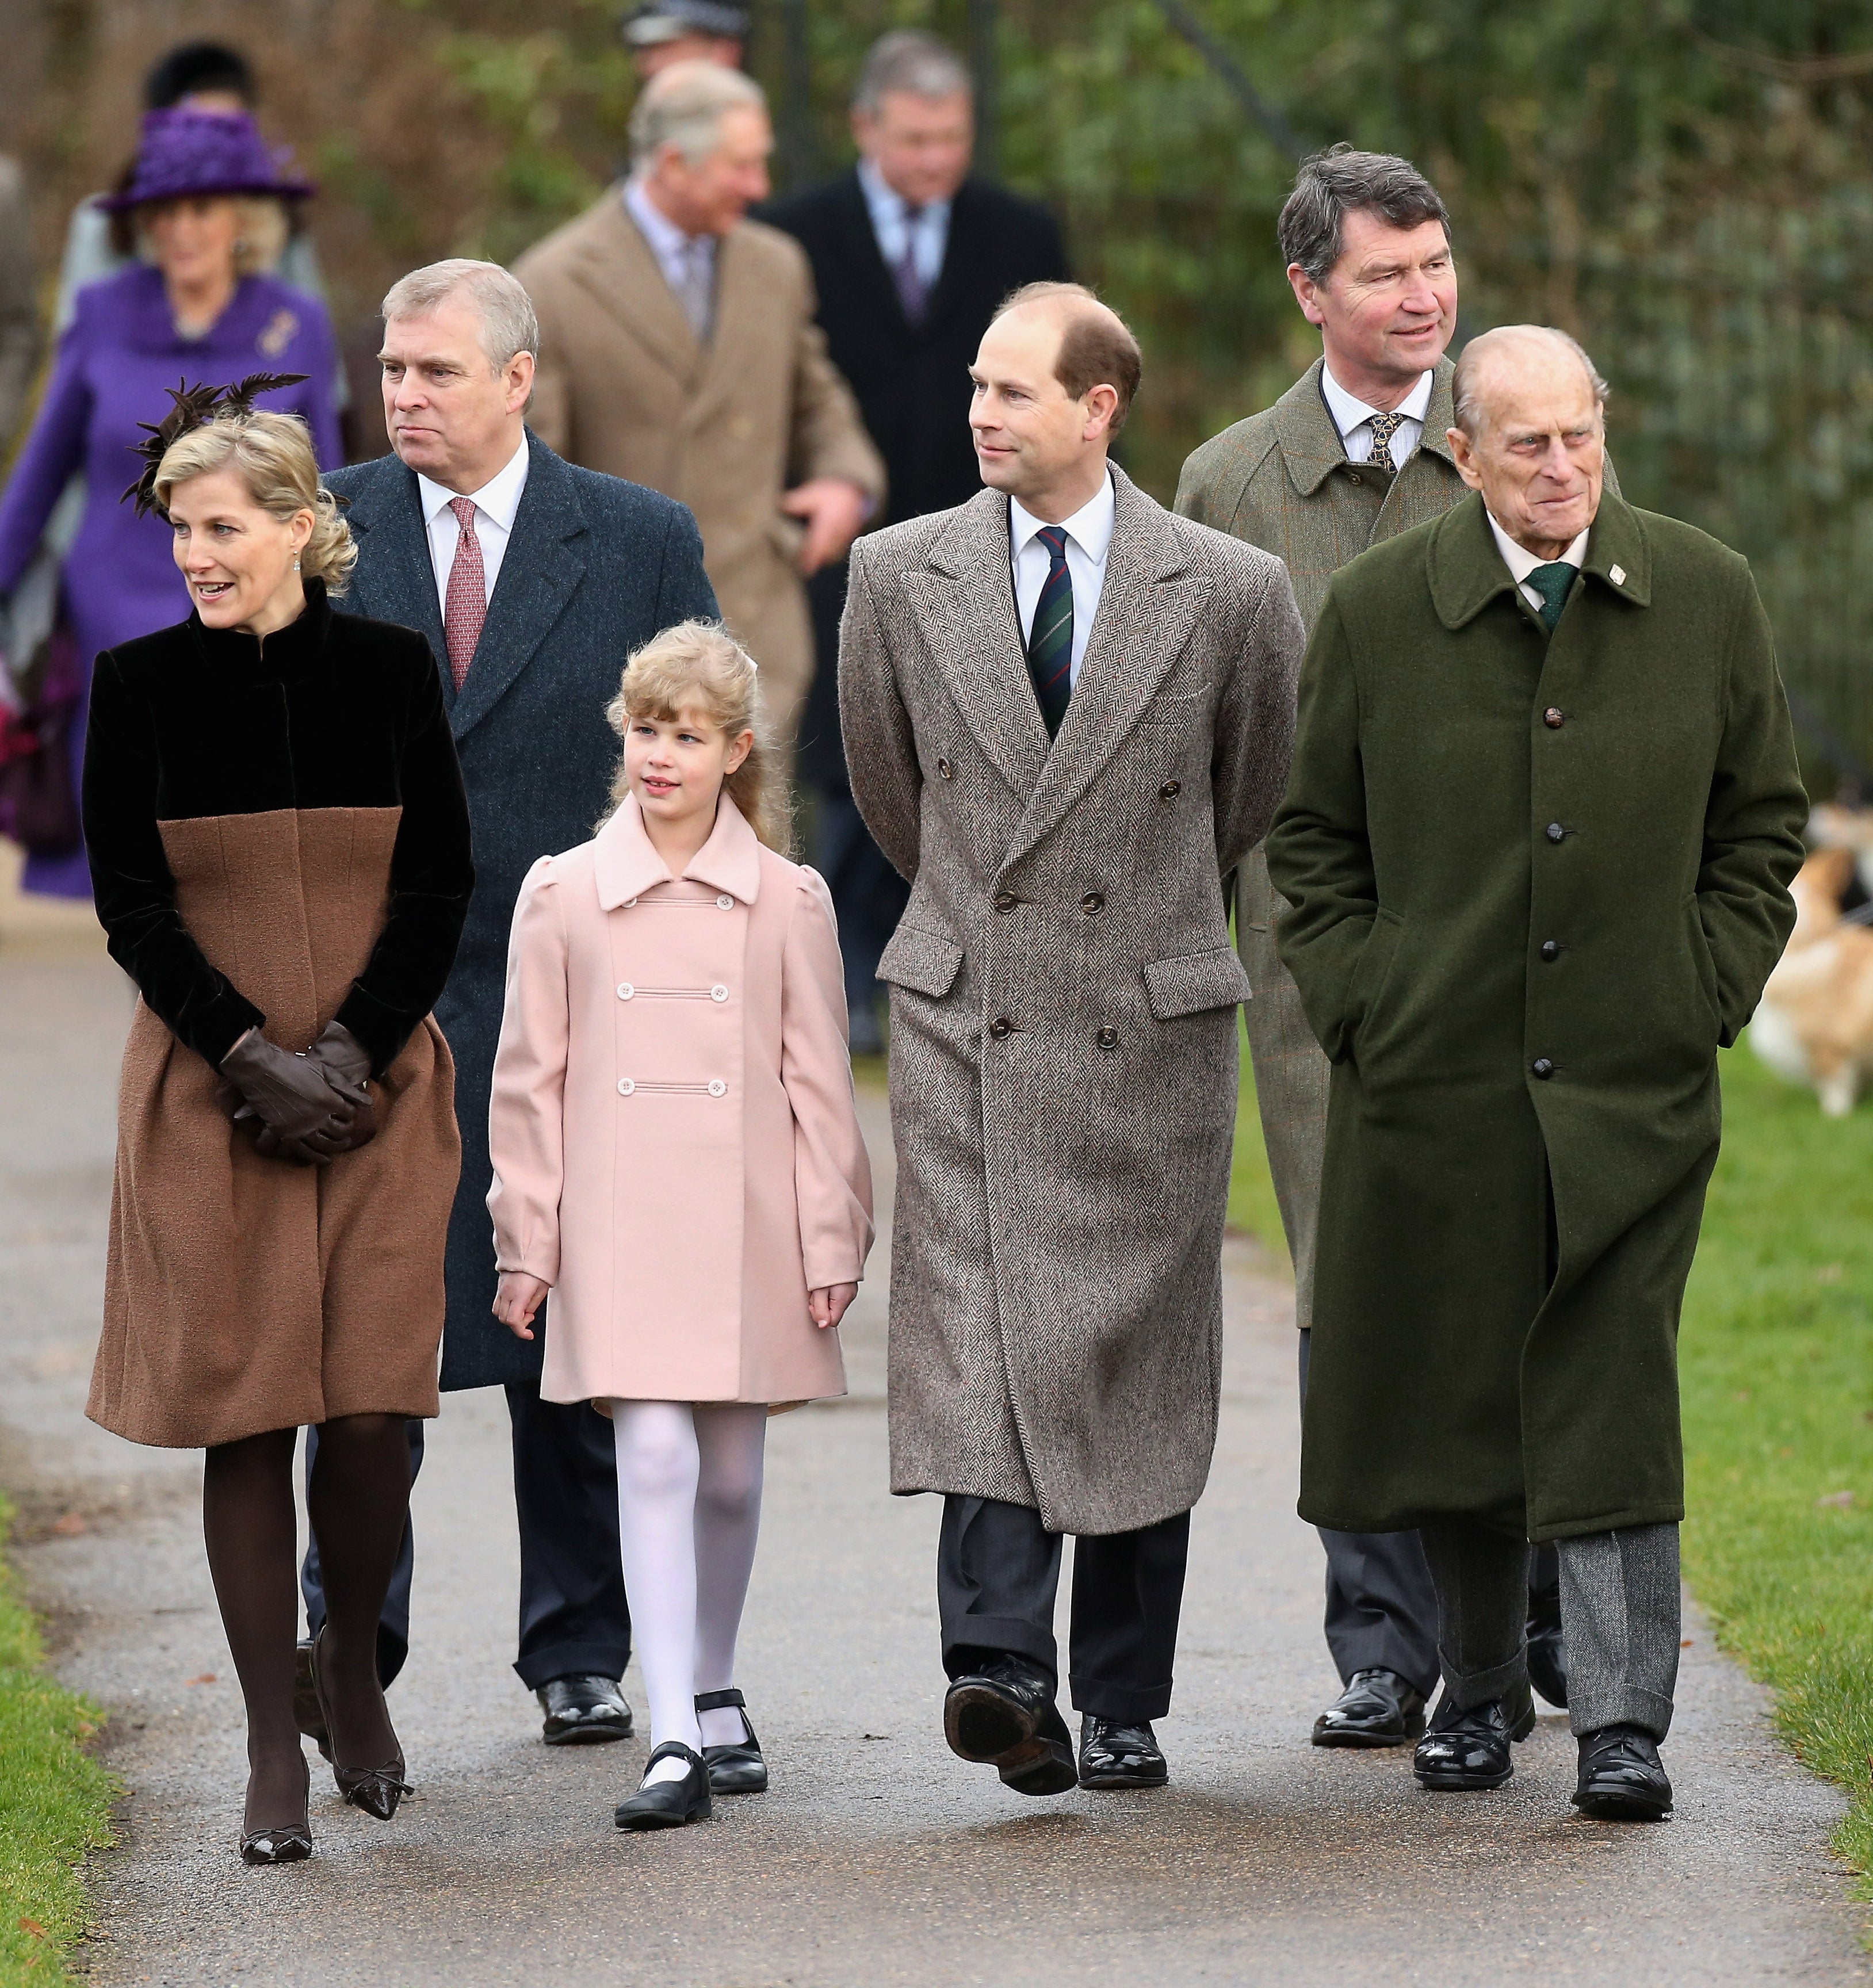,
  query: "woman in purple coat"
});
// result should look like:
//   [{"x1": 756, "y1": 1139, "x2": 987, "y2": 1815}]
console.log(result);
[{"x1": 0, "y1": 108, "x2": 340, "y2": 897}]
